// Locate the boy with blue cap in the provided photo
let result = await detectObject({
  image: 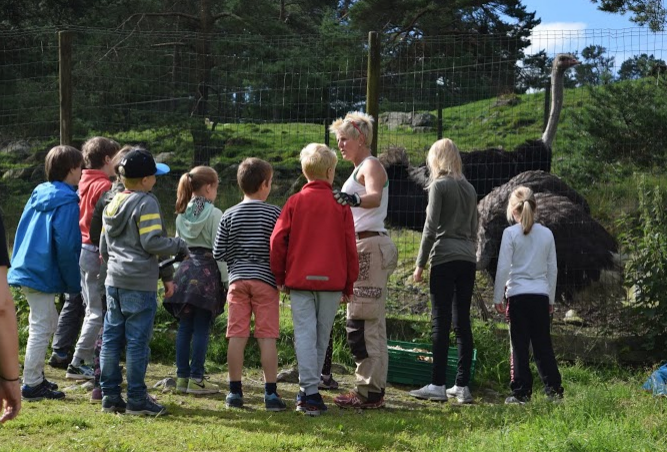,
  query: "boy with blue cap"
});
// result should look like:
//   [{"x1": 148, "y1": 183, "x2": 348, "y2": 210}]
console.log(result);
[{"x1": 99, "y1": 148, "x2": 189, "y2": 416}]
